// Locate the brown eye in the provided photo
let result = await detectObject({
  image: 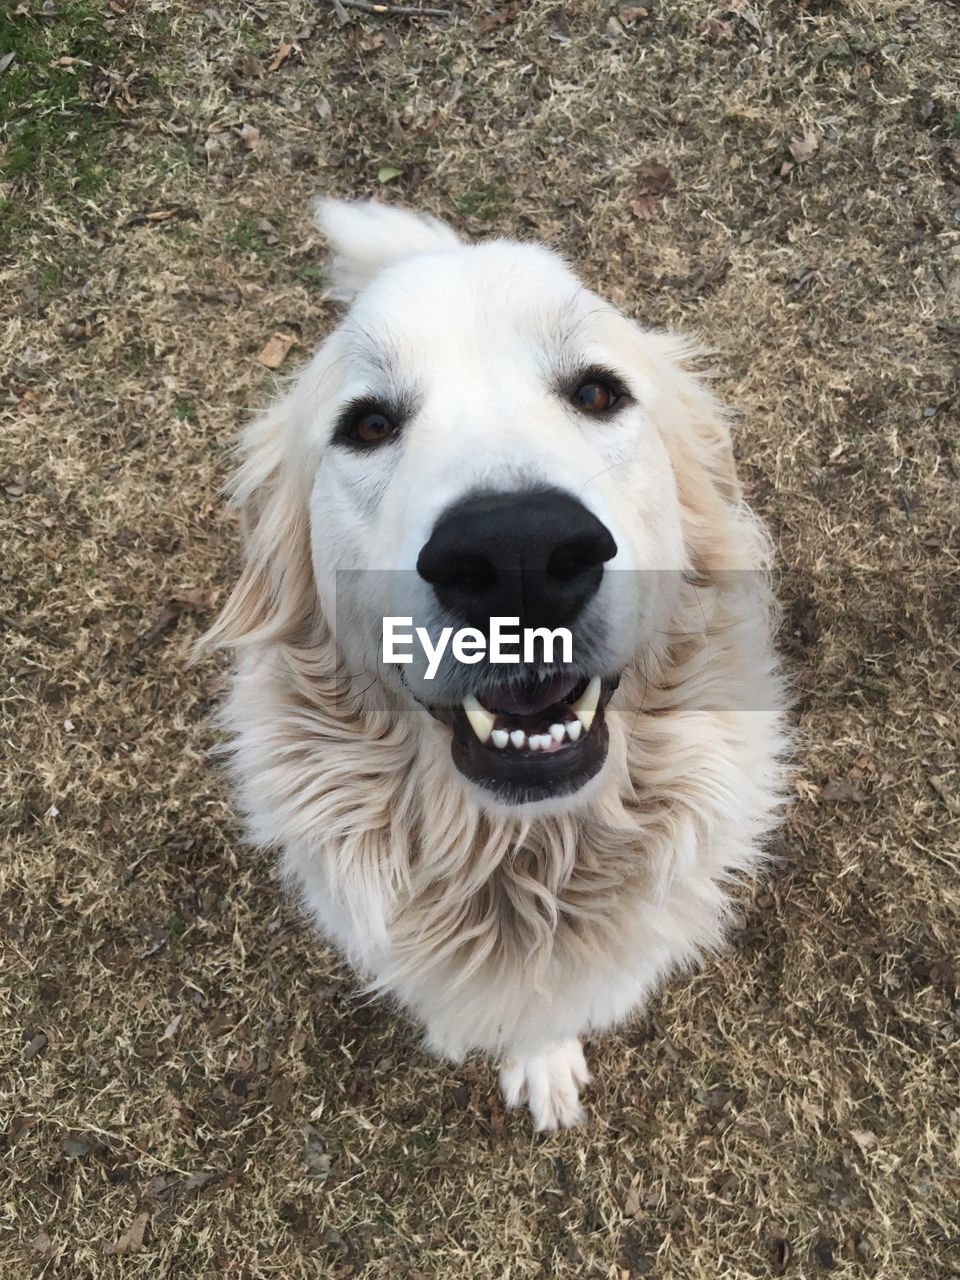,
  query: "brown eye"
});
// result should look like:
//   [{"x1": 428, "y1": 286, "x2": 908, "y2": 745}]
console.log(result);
[
  {"x1": 573, "y1": 379, "x2": 618, "y2": 413},
  {"x1": 352, "y1": 410, "x2": 397, "y2": 445}
]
